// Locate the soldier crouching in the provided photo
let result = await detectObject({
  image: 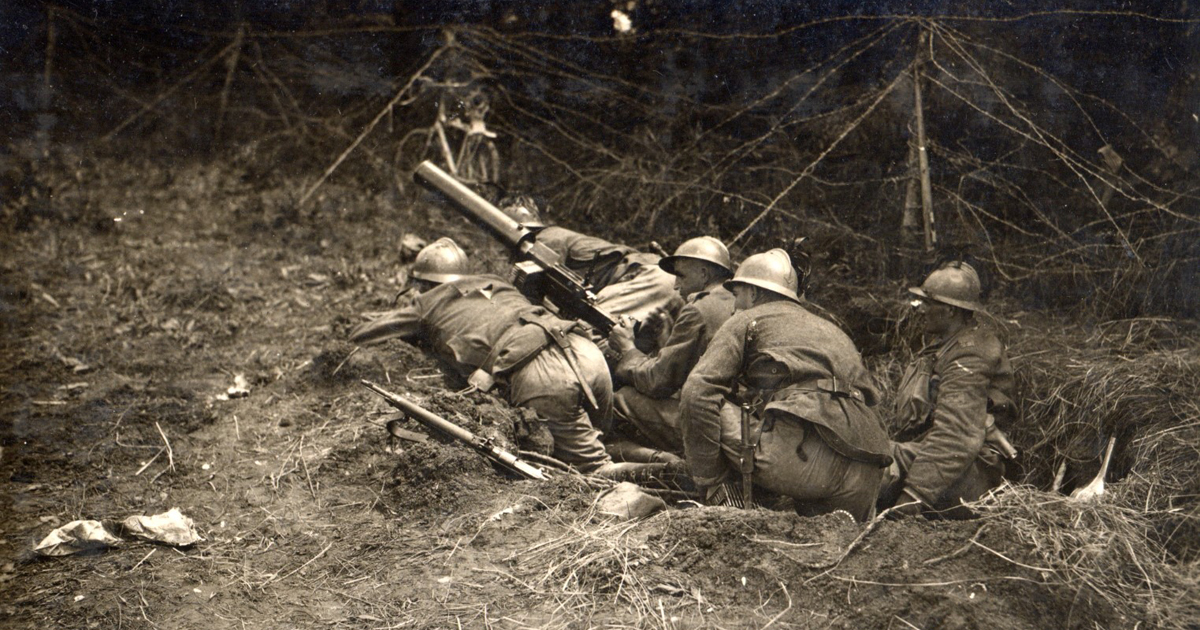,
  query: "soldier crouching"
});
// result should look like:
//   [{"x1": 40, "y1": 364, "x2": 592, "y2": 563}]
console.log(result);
[
  {"x1": 878, "y1": 262, "x2": 1017, "y2": 519},
  {"x1": 679, "y1": 249, "x2": 893, "y2": 521}
]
